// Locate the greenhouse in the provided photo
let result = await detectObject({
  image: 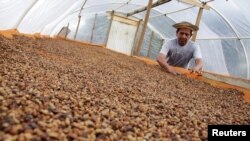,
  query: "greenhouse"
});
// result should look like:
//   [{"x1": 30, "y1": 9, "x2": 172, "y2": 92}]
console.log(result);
[
  {"x1": 1, "y1": 0, "x2": 250, "y2": 79},
  {"x1": 1, "y1": 0, "x2": 250, "y2": 140}
]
